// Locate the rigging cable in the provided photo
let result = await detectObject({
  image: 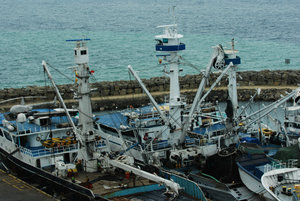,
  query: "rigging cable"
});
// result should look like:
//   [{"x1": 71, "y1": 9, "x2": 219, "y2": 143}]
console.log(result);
[
  {"x1": 179, "y1": 56, "x2": 201, "y2": 73},
  {"x1": 46, "y1": 62, "x2": 73, "y2": 82}
]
